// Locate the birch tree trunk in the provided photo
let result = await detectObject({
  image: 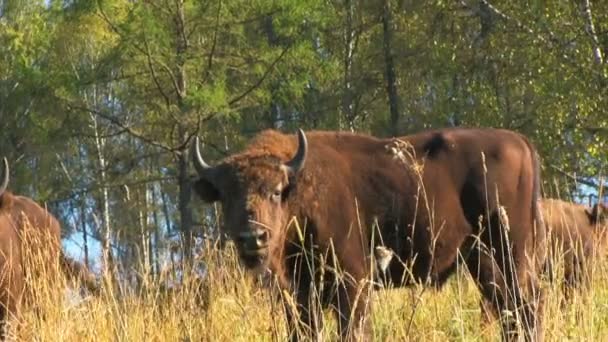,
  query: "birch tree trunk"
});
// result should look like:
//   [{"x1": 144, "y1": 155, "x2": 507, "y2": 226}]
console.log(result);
[
  {"x1": 138, "y1": 185, "x2": 150, "y2": 276},
  {"x1": 90, "y1": 112, "x2": 114, "y2": 276},
  {"x1": 174, "y1": 0, "x2": 195, "y2": 262},
  {"x1": 151, "y1": 183, "x2": 161, "y2": 276},
  {"x1": 77, "y1": 143, "x2": 90, "y2": 268},
  {"x1": 177, "y1": 145, "x2": 194, "y2": 262},
  {"x1": 80, "y1": 200, "x2": 89, "y2": 269},
  {"x1": 342, "y1": 0, "x2": 358, "y2": 132},
  {"x1": 580, "y1": 0, "x2": 603, "y2": 65}
]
